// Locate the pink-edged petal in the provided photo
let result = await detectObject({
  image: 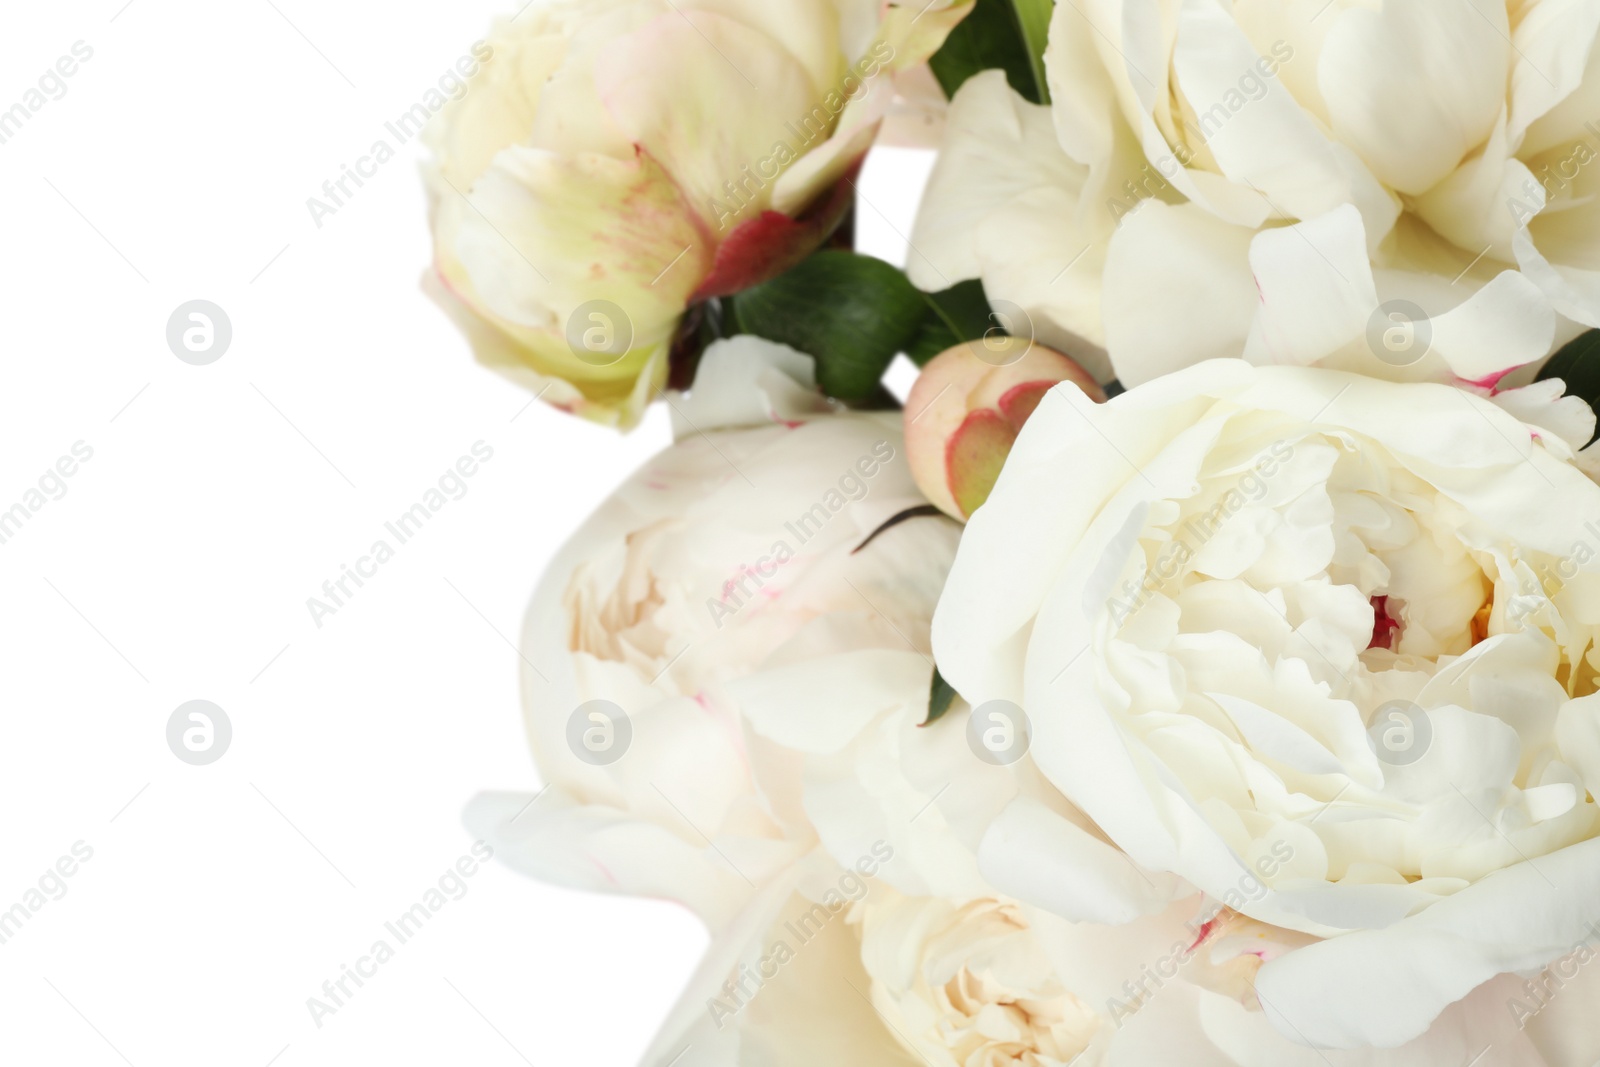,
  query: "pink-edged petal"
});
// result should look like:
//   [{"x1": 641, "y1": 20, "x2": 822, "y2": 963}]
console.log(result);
[
  {"x1": 1427, "y1": 269, "x2": 1557, "y2": 383},
  {"x1": 595, "y1": 11, "x2": 820, "y2": 229},
  {"x1": 770, "y1": 77, "x2": 889, "y2": 218},
  {"x1": 1492, "y1": 378, "x2": 1598, "y2": 454},
  {"x1": 695, "y1": 164, "x2": 859, "y2": 300}
]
